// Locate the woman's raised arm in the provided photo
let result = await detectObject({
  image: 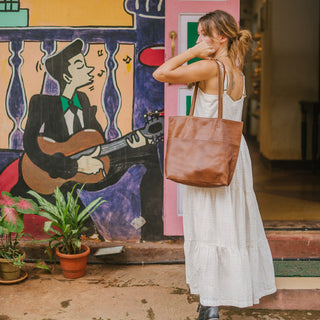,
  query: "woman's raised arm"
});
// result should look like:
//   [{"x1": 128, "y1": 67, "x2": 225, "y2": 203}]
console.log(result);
[{"x1": 153, "y1": 42, "x2": 217, "y2": 84}]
